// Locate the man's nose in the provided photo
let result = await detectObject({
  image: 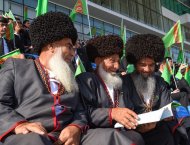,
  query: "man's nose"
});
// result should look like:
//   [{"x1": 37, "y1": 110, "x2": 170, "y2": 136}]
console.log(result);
[{"x1": 144, "y1": 66, "x2": 151, "y2": 72}]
